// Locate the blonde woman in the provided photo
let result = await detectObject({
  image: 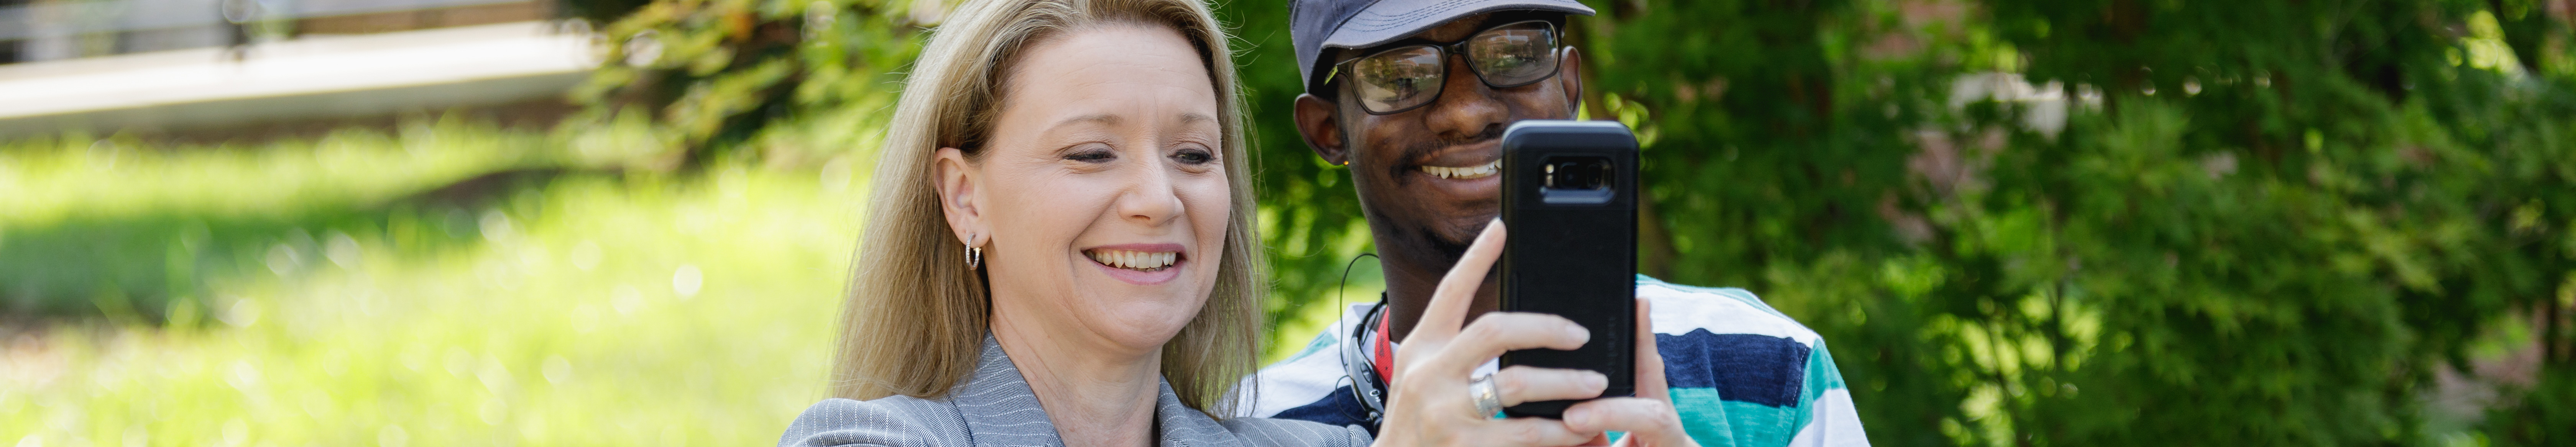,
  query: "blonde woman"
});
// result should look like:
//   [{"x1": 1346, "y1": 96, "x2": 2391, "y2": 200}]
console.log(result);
[
  {"x1": 780, "y1": 0, "x2": 1685, "y2": 445},
  {"x1": 781, "y1": 0, "x2": 1357, "y2": 444}
]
